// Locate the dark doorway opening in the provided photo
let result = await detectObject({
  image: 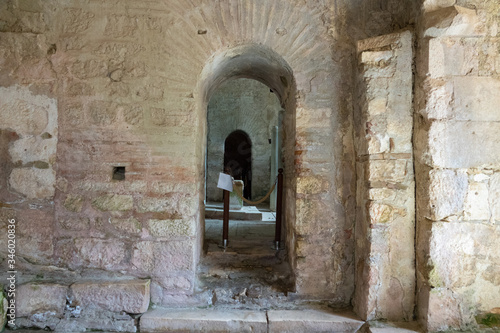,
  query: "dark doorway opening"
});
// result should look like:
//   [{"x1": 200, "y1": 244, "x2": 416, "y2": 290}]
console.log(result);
[{"x1": 224, "y1": 130, "x2": 252, "y2": 199}]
